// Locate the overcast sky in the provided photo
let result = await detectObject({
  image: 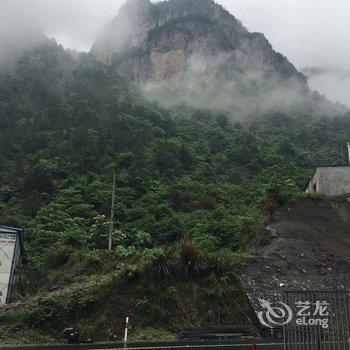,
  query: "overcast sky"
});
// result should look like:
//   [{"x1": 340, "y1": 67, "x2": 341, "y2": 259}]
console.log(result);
[{"x1": 2, "y1": 0, "x2": 349, "y2": 70}]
